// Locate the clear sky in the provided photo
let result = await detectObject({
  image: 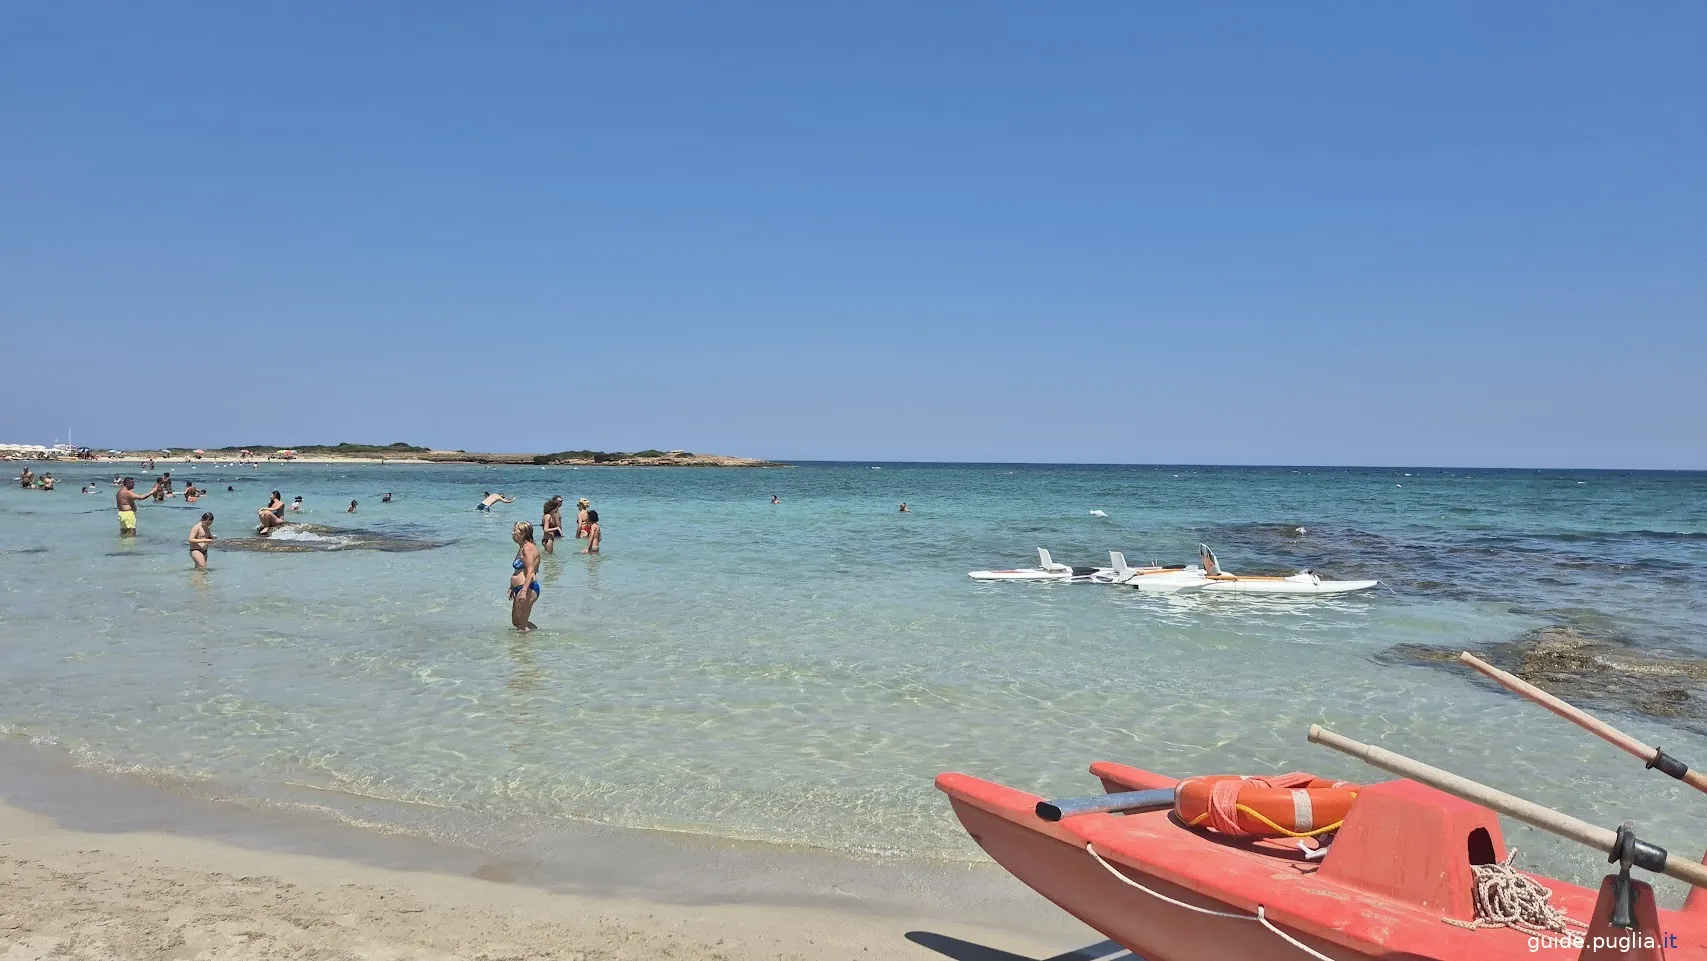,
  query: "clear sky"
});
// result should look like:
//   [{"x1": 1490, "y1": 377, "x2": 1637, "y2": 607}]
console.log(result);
[{"x1": 2, "y1": 3, "x2": 1702, "y2": 467}]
